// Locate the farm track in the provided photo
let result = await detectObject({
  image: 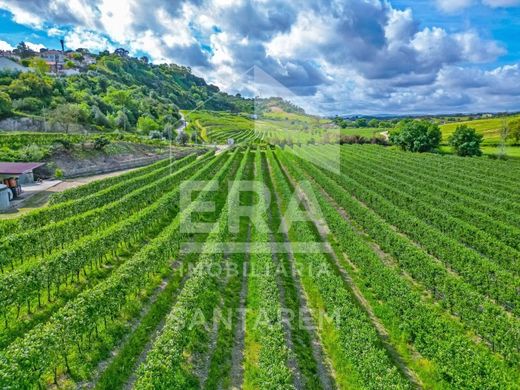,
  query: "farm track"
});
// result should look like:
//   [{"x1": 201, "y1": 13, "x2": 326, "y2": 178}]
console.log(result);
[{"x1": 0, "y1": 144, "x2": 519, "y2": 389}]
